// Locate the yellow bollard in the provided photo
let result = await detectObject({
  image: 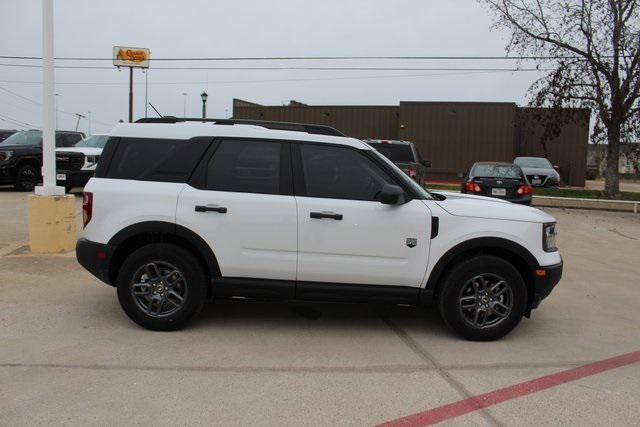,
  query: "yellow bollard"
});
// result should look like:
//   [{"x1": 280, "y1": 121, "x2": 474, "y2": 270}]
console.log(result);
[{"x1": 27, "y1": 194, "x2": 77, "y2": 253}]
